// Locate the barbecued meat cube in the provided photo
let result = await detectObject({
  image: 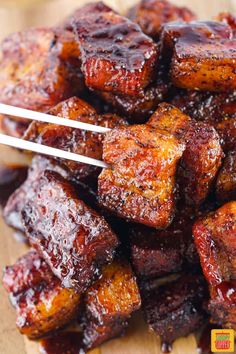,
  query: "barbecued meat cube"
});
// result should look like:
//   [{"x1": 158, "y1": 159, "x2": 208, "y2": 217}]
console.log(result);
[
  {"x1": 128, "y1": 0, "x2": 196, "y2": 41},
  {"x1": 171, "y1": 90, "x2": 236, "y2": 153},
  {"x1": 208, "y1": 281, "x2": 236, "y2": 329},
  {"x1": 164, "y1": 21, "x2": 236, "y2": 91},
  {"x1": 148, "y1": 103, "x2": 222, "y2": 206},
  {"x1": 84, "y1": 259, "x2": 141, "y2": 324},
  {"x1": 141, "y1": 274, "x2": 208, "y2": 347},
  {"x1": 0, "y1": 27, "x2": 83, "y2": 112},
  {"x1": 22, "y1": 170, "x2": 119, "y2": 292},
  {"x1": 99, "y1": 74, "x2": 169, "y2": 124},
  {"x1": 81, "y1": 259, "x2": 141, "y2": 349},
  {"x1": 0, "y1": 27, "x2": 84, "y2": 137},
  {"x1": 193, "y1": 201, "x2": 236, "y2": 286},
  {"x1": 0, "y1": 164, "x2": 28, "y2": 207},
  {"x1": 73, "y1": 8, "x2": 158, "y2": 96},
  {"x1": 161, "y1": 20, "x2": 232, "y2": 57},
  {"x1": 3, "y1": 155, "x2": 70, "y2": 232},
  {"x1": 171, "y1": 39, "x2": 236, "y2": 92},
  {"x1": 217, "y1": 12, "x2": 236, "y2": 35},
  {"x1": 0, "y1": 116, "x2": 30, "y2": 138},
  {"x1": 98, "y1": 124, "x2": 185, "y2": 228},
  {"x1": 2, "y1": 250, "x2": 80, "y2": 338},
  {"x1": 24, "y1": 96, "x2": 126, "y2": 180},
  {"x1": 216, "y1": 150, "x2": 236, "y2": 203},
  {"x1": 129, "y1": 208, "x2": 199, "y2": 279}
]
